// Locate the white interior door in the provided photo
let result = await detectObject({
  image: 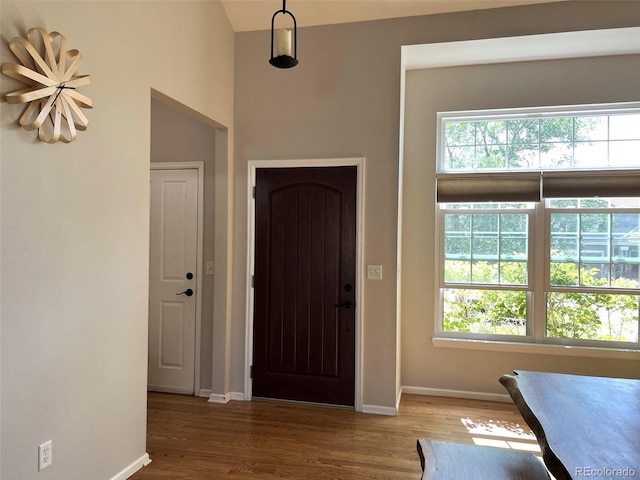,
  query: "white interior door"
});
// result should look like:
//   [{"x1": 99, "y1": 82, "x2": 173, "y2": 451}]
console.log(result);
[{"x1": 148, "y1": 168, "x2": 198, "y2": 394}]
